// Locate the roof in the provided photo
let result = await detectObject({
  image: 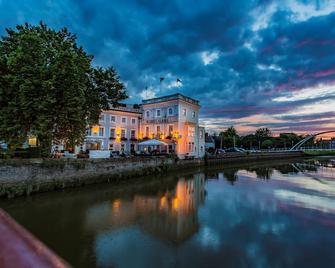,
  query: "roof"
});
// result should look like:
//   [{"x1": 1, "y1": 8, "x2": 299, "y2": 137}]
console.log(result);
[
  {"x1": 142, "y1": 93, "x2": 199, "y2": 106},
  {"x1": 107, "y1": 104, "x2": 142, "y2": 114}
]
